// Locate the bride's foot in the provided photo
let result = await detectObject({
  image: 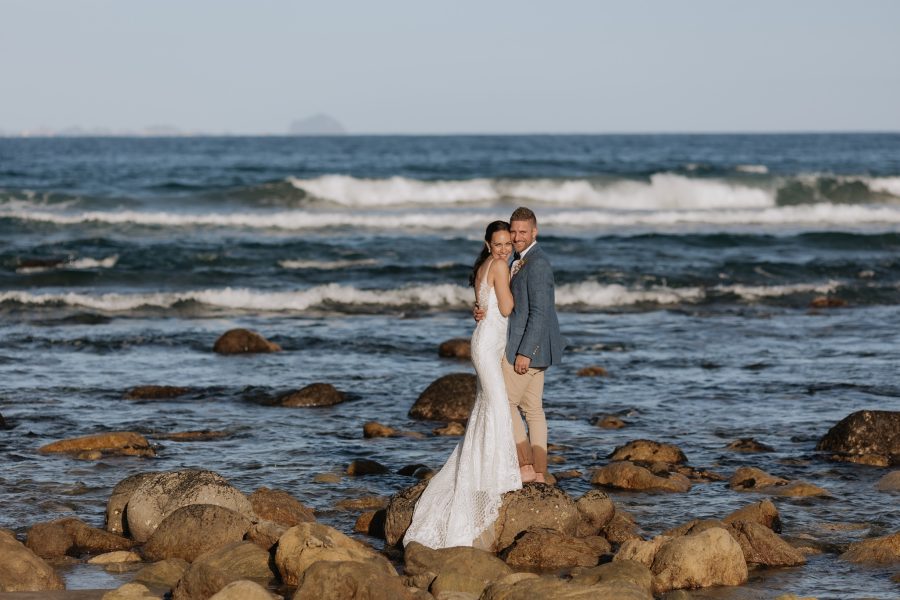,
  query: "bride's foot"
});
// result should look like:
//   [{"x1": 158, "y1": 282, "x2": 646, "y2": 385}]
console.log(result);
[{"x1": 520, "y1": 464, "x2": 536, "y2": 483}]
